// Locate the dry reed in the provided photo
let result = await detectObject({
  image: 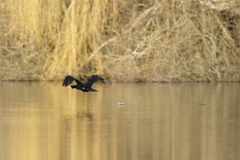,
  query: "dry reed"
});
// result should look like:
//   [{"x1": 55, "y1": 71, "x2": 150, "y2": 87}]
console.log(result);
[{"x1": 0, "y1": 0, "x2": 240, "y2": 82}]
